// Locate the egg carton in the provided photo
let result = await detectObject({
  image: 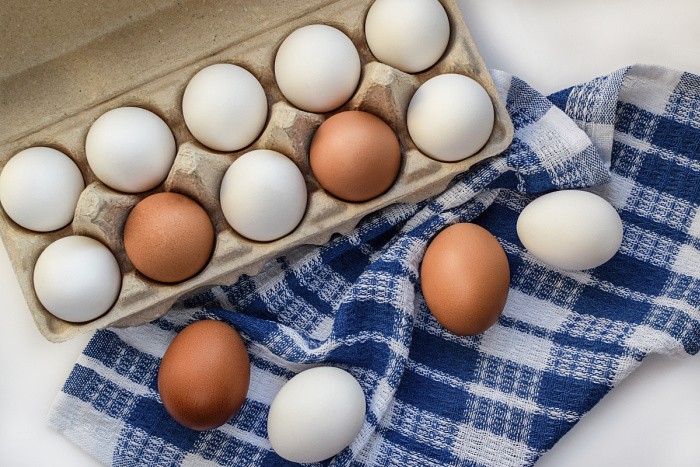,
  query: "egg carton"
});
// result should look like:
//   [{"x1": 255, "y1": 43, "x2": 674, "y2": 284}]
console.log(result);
[{"x1": 0, "y1": 0, "x2": 514, "y2": 342}]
